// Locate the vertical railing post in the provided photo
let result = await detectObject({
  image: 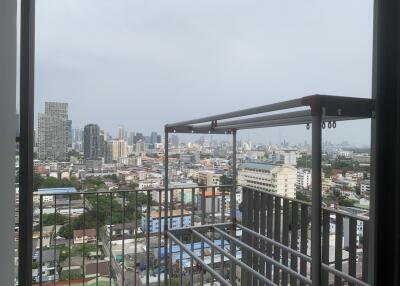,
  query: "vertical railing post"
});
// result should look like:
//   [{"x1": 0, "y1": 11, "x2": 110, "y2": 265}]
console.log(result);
[
  {"x1": 311, "y1": 114, "x2": 322, "y2": 286},
  {"x1": 164, "y1": 129, "x2": 169, "y2": 285},
  {"x1": 230, "y1": 129, "x2": 237, "y2": 285}
]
